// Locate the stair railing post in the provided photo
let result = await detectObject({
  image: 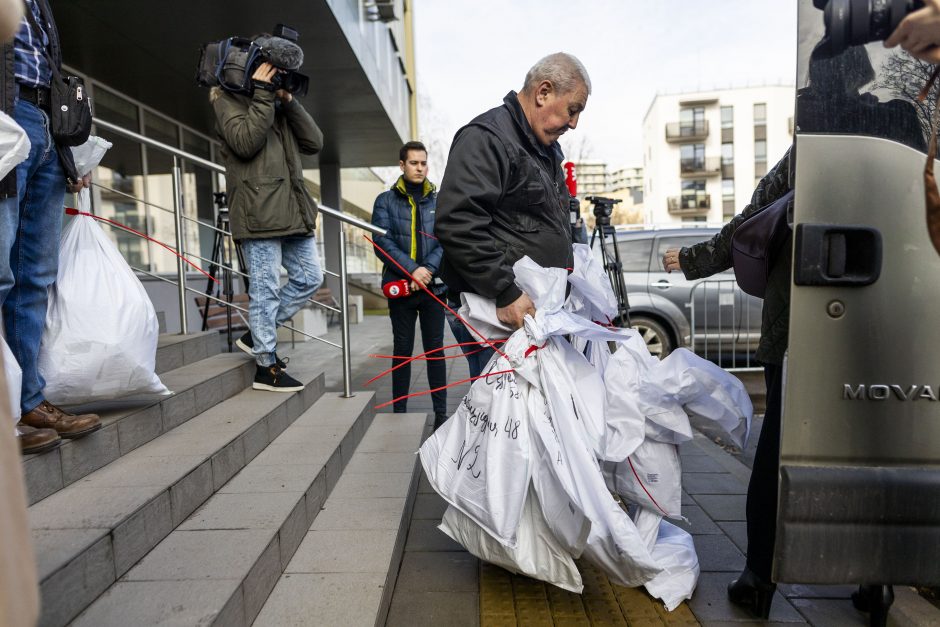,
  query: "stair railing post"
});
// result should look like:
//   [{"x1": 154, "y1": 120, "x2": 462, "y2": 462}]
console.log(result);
[
  {"x1": 338, "y1": 224, "x2": 354, "y2": 398},
  {"x1": 171, "y1": 156, "x2": 188, "y2": 335}
]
